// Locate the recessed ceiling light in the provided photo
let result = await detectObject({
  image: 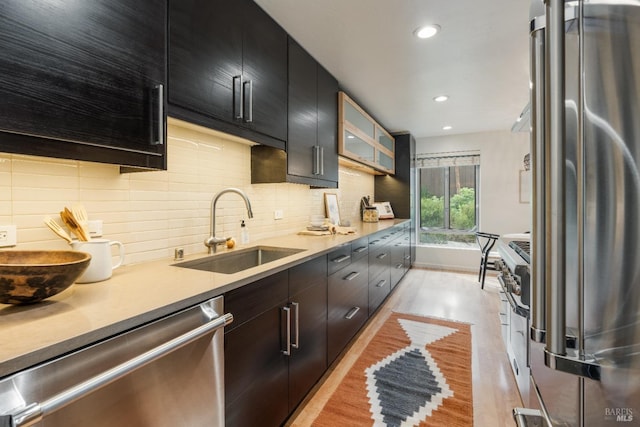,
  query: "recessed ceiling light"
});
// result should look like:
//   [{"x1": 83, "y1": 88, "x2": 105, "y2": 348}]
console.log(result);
[
  {"x1": 442, "y1": 125, "x2": 452, "y2": 131},
  {"x1": 414, "y1": 24, "x2": 440, "y2": 39},
  {"x1": 433, "y1": 95, "x2": 449, "y2": 102},
  {"x1": 347, "y1": 135, "x2": 355, "y2": 139}
]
